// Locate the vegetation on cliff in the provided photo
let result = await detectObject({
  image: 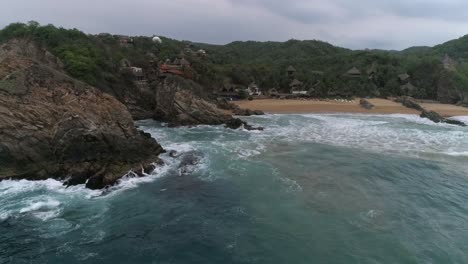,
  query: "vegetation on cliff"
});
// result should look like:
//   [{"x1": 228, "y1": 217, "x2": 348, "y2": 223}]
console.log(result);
[{"x1": 1, "y1": 21, "x2": 468, "y2": 104}]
